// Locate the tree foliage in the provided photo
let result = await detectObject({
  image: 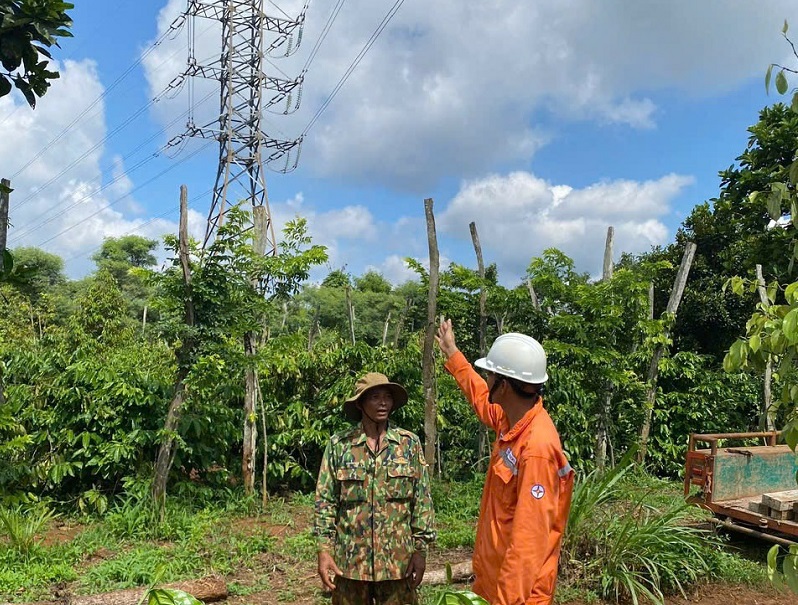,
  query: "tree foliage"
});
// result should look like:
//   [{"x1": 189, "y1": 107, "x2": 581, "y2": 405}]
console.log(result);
[{"x1": 0, "y1": 0, "x2": 74, "y2": 107}]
